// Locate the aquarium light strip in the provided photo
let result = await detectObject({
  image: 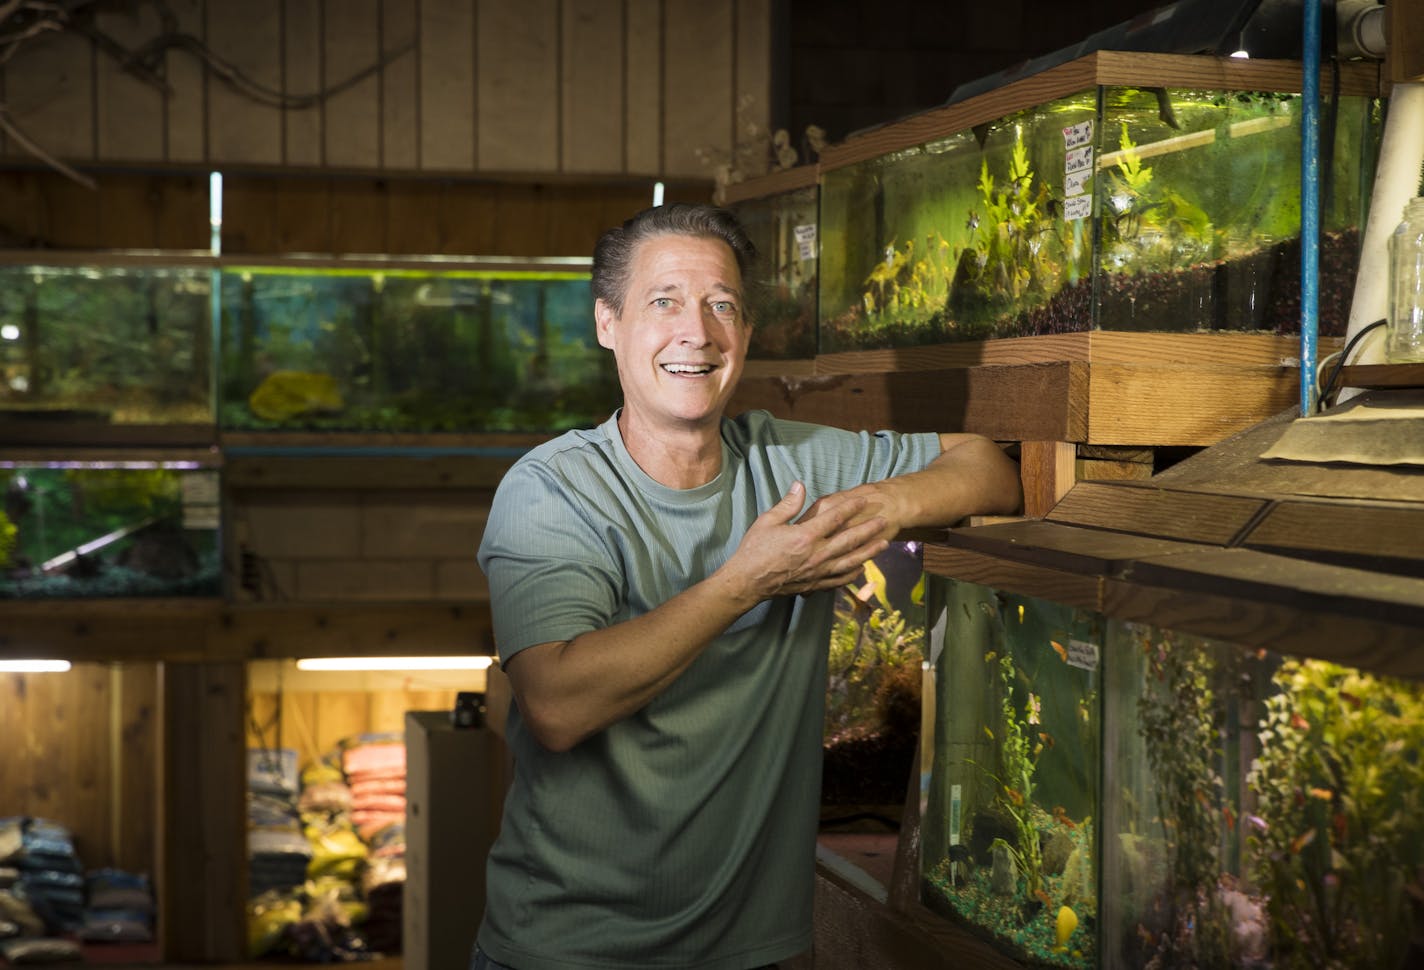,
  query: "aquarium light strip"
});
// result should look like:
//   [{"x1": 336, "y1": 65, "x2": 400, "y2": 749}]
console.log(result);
[
  {"x1": 220, "y1": 446, "x2": 533, "y2": 459},
  {"x1": 0, "y1": 660, "x2": 72, "y2": 673},
  {"x1": 295, "y1": 656, "x2": 494, "y2": 672},
  {"x1": 0, "y1": 460, "x2": 206, "y2": 470}
]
